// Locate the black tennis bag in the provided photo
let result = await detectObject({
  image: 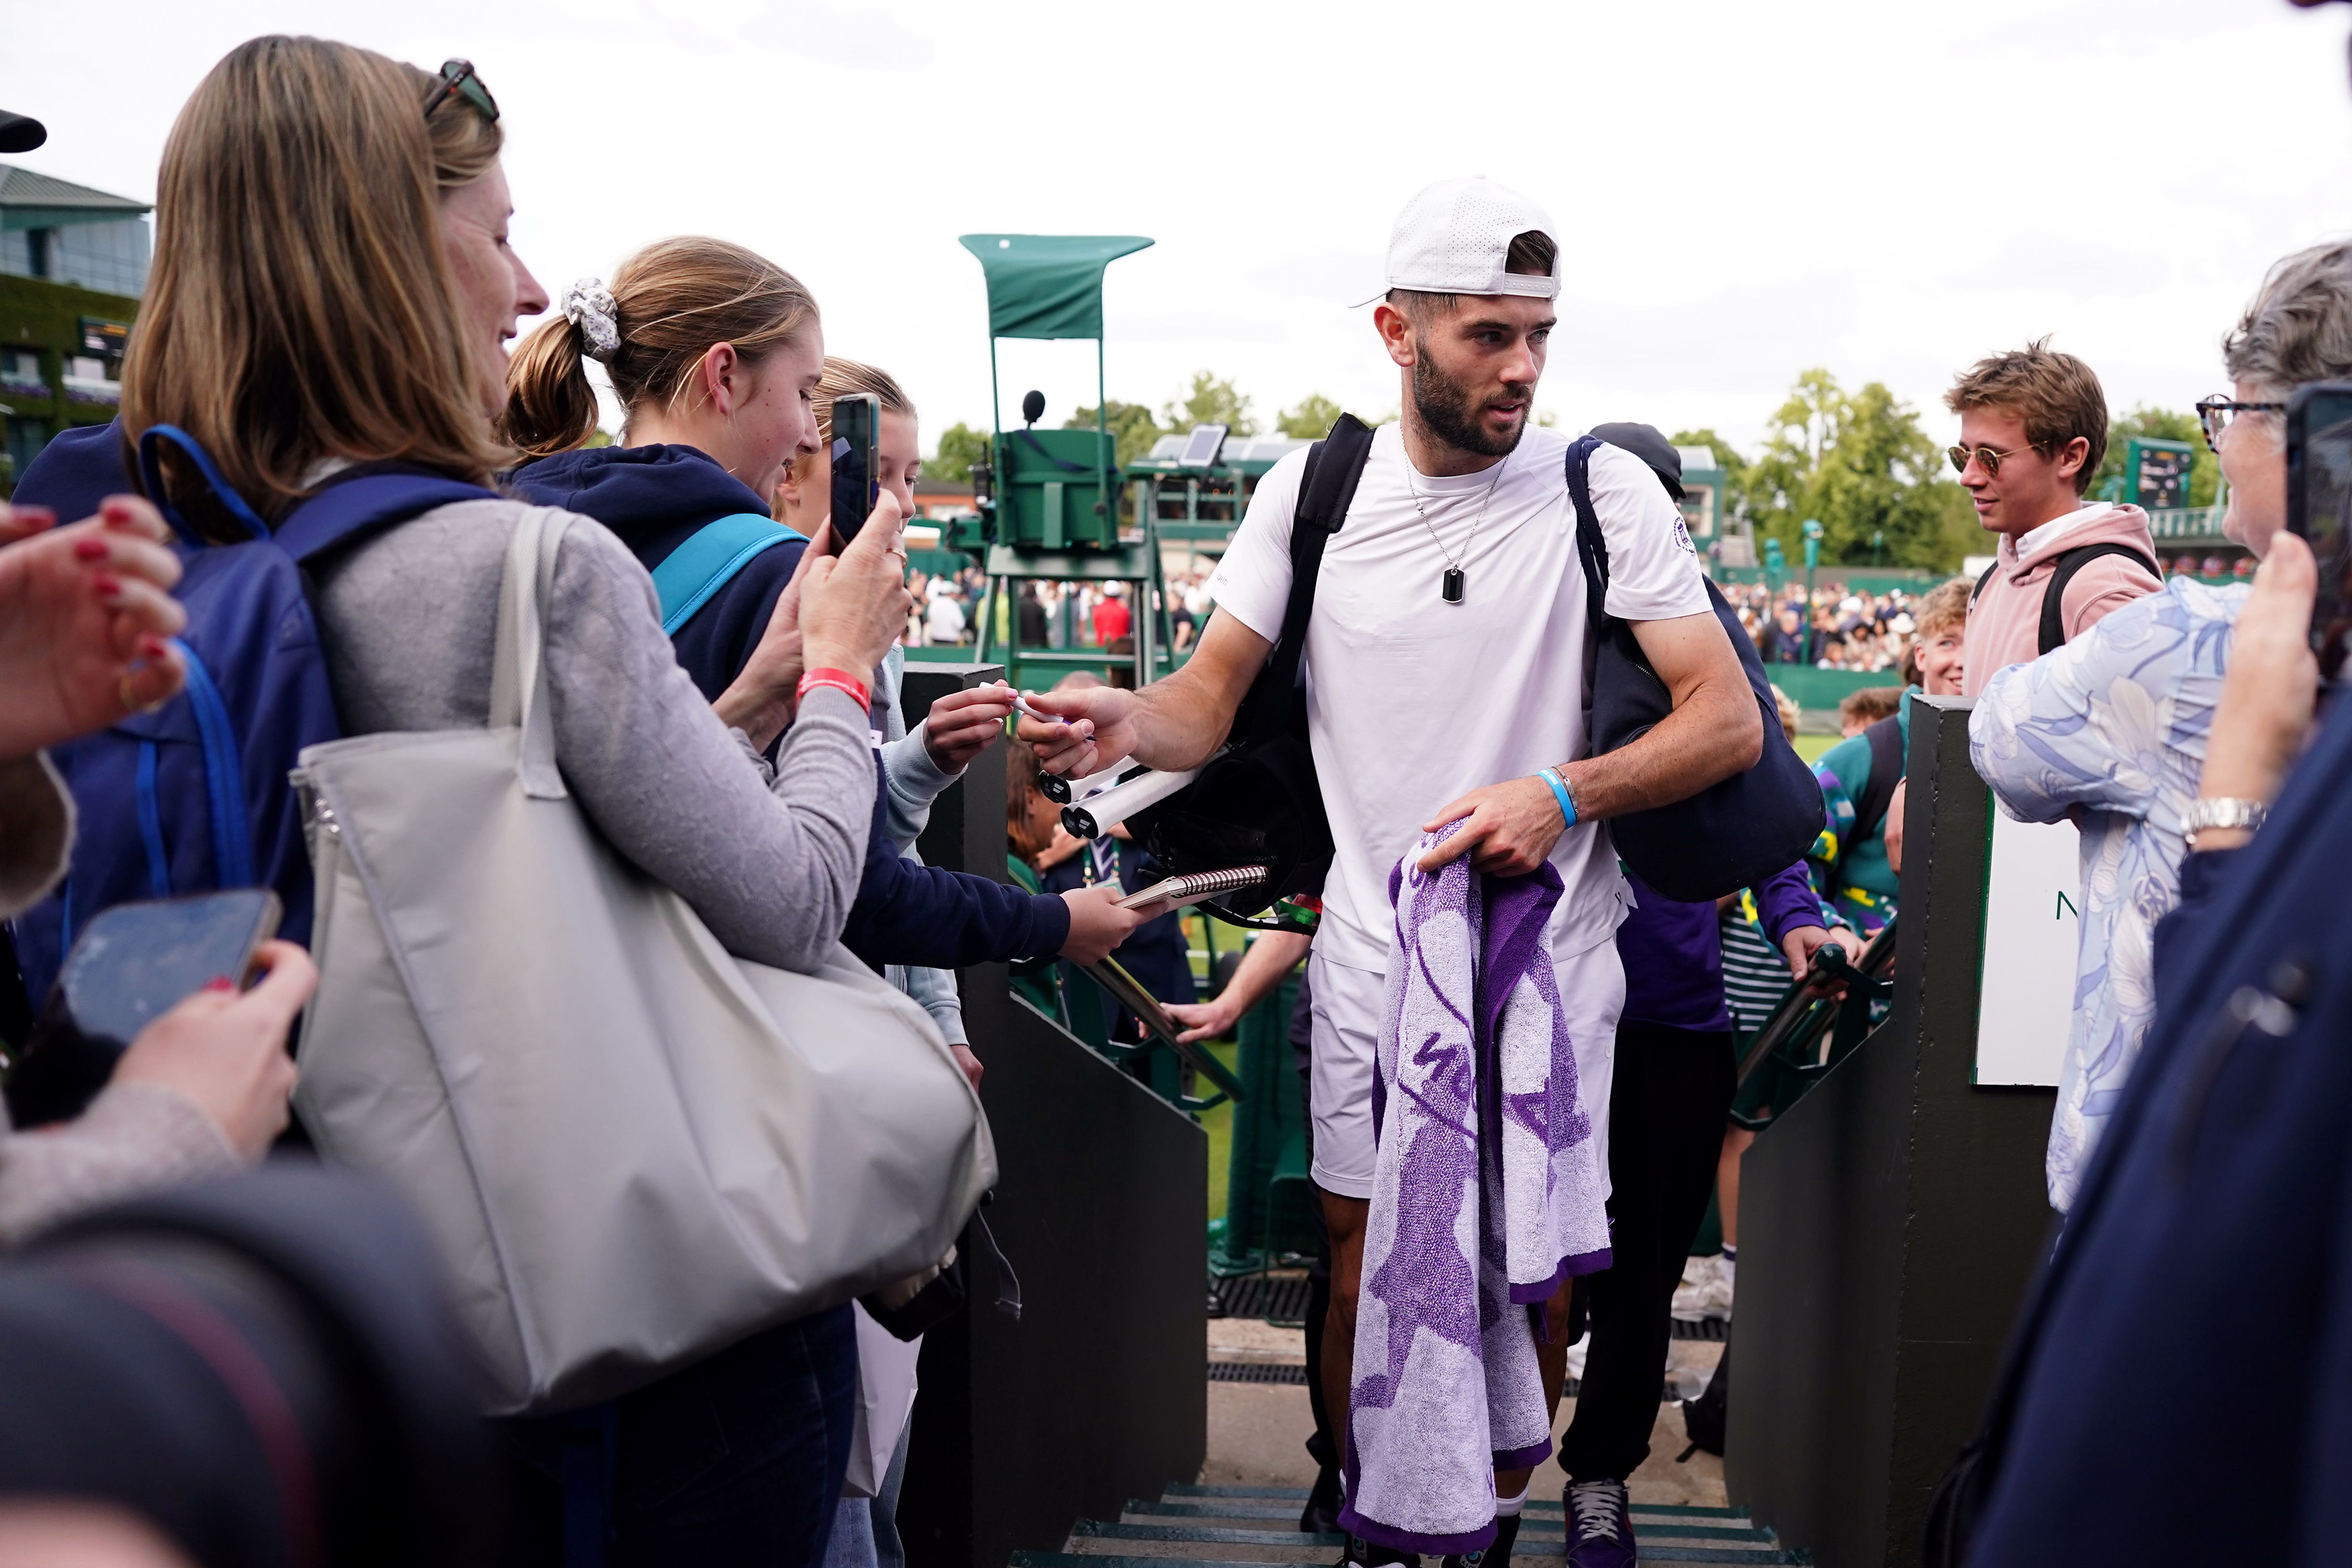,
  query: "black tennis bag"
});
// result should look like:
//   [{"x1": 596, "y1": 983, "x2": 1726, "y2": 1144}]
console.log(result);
[
  {"x1": 1126, "y1": 415, "x2": 1375, "y2": 927},
  {"x1": 1567, "y1": 435, "x2": 1825, "y2": 902}
]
